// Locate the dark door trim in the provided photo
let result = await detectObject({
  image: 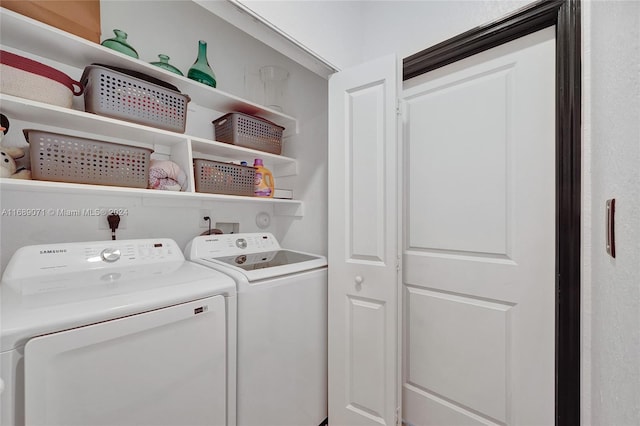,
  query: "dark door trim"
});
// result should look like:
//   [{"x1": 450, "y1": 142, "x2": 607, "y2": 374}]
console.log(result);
[{"x1": 402, "y1": 1, "x2": 581, "y2": 424}]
